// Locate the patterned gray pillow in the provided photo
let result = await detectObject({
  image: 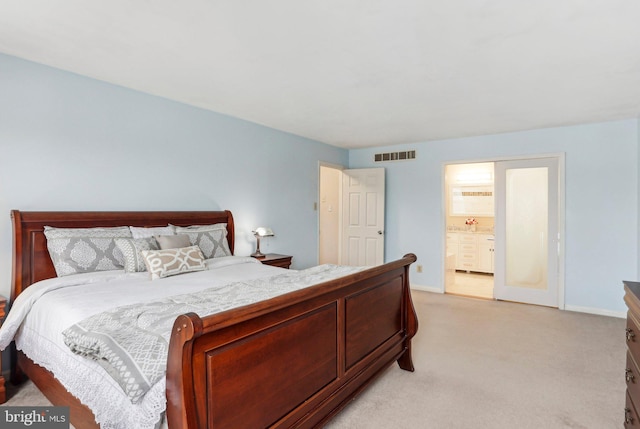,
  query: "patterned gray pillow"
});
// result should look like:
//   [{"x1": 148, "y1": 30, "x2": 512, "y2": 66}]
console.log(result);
[
  {"x1": 115, "y1": 237, "x2": 159, "y2": 273},
  {"x1": 44, "y1": 226, "x2": 133, "y2": 277},
  {"x1": 173, "y1": 224, "x2": 232, "y2": 259}
]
